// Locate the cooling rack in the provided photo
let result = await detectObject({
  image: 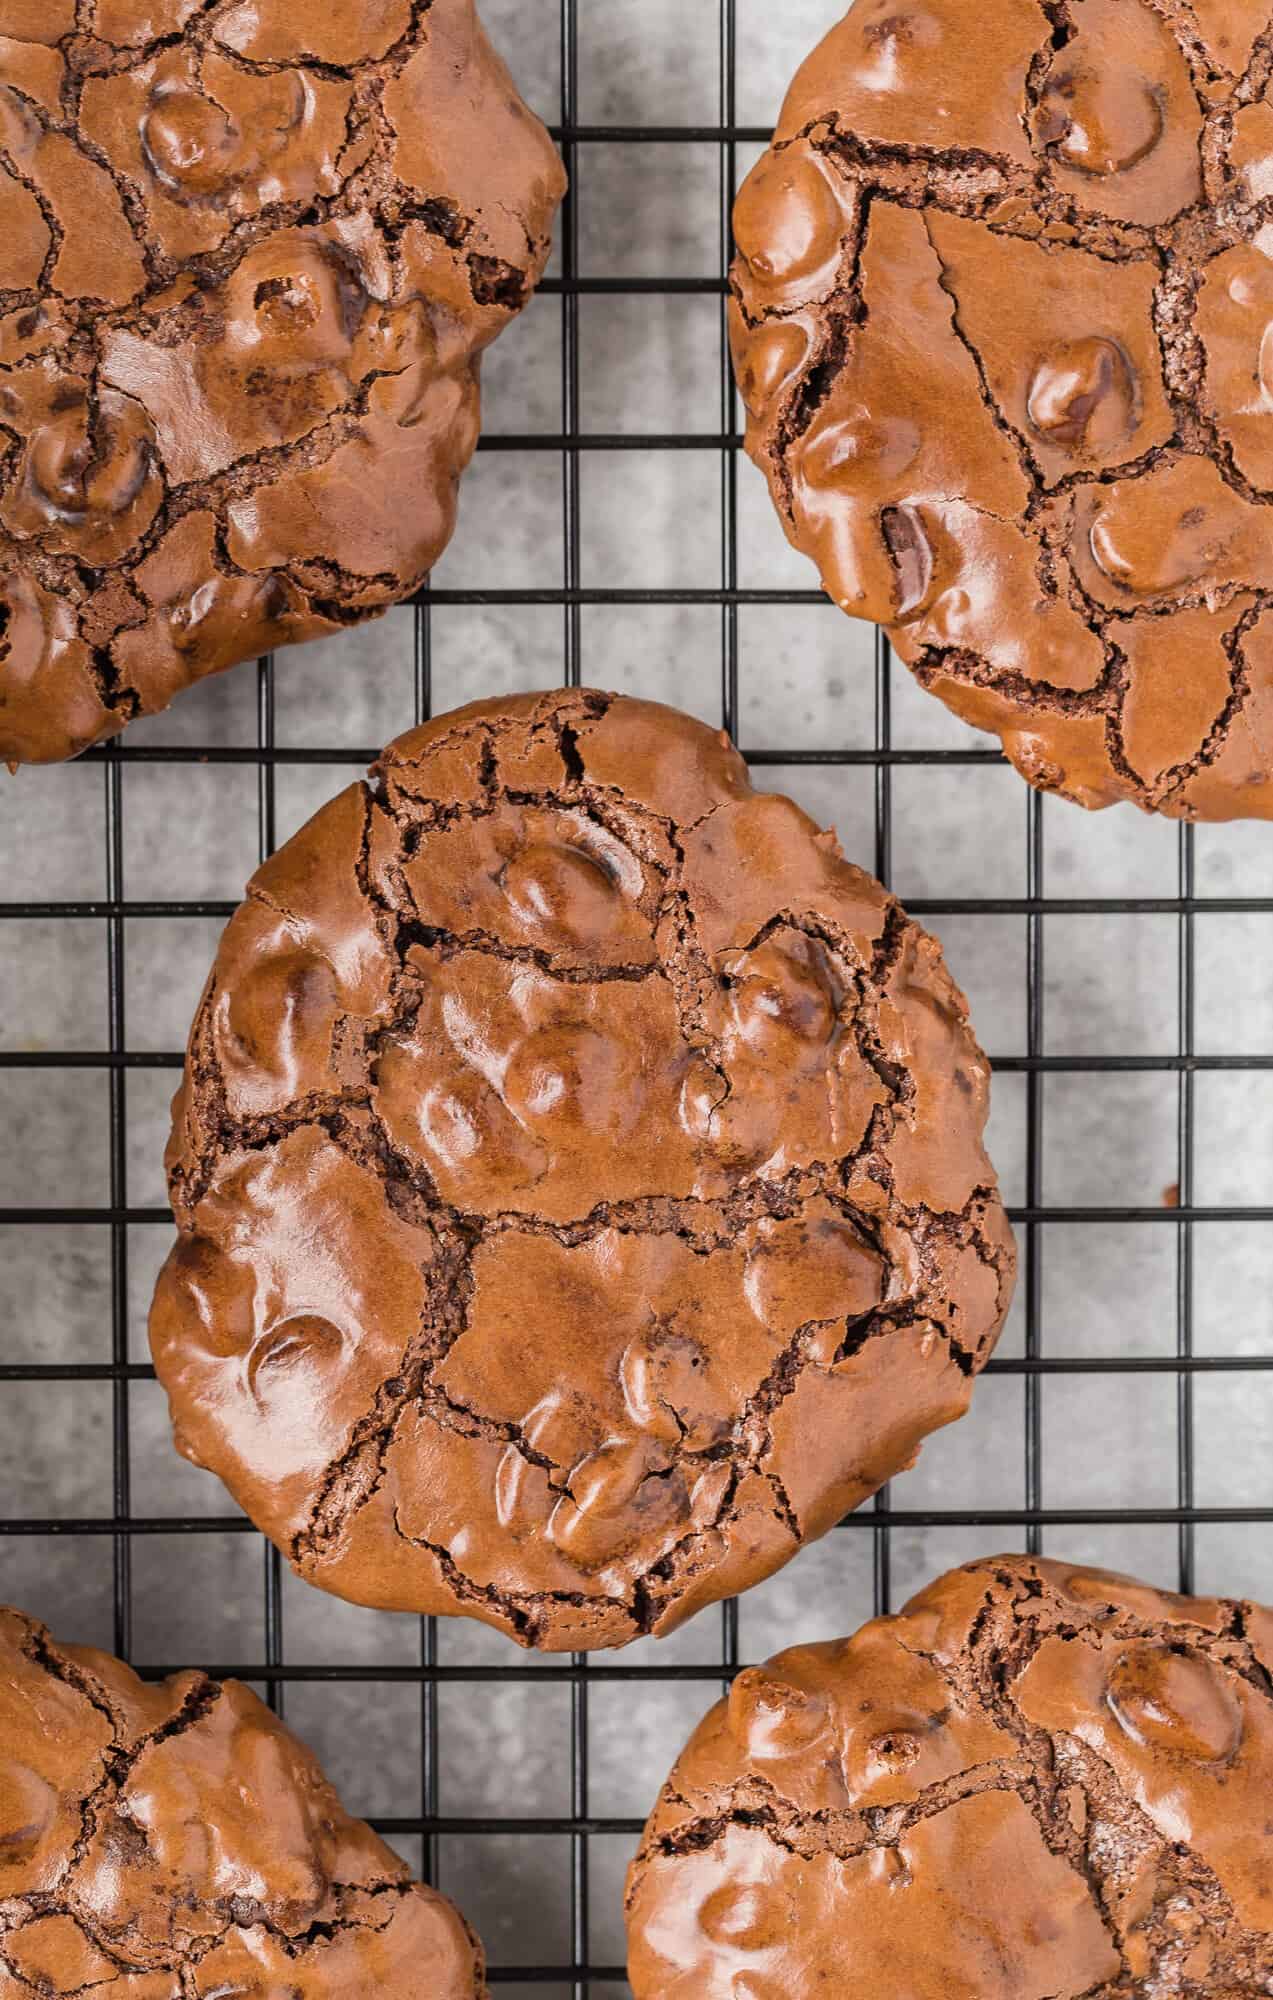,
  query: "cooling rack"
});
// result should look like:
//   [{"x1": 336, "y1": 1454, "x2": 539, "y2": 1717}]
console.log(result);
[{"x1": 2, "y1": 2, "x2": 1272, "y2": 1992}]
